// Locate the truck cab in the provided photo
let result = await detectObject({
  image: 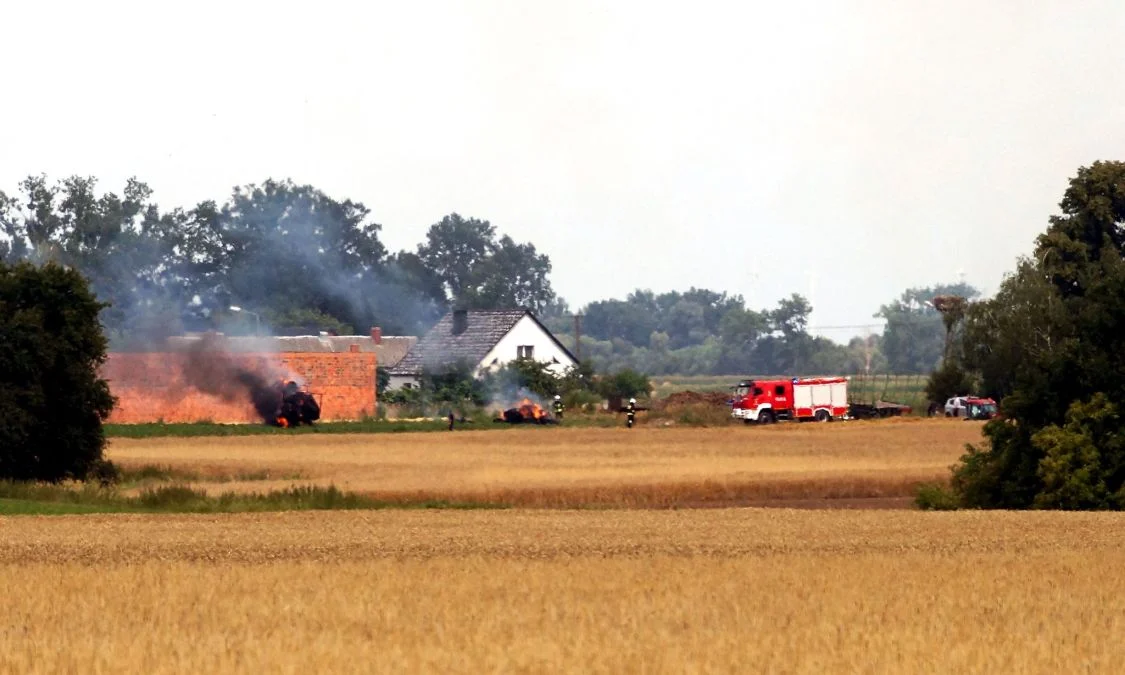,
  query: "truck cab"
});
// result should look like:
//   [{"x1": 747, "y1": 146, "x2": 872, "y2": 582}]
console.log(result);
[{"x1": 731, "y1": 379, "x2": 792, "y2": 424}]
